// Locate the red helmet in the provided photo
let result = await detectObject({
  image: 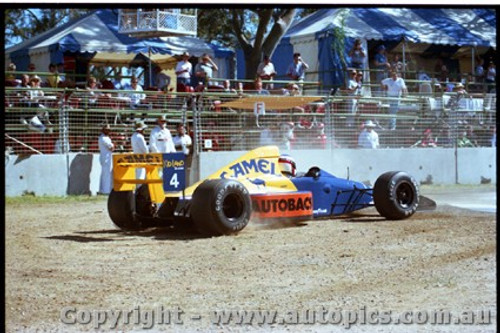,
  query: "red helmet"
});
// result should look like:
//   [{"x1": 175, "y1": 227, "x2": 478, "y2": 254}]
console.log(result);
[{"x1": 278, "y1": 155, "x2": 296, "y2": 177}]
